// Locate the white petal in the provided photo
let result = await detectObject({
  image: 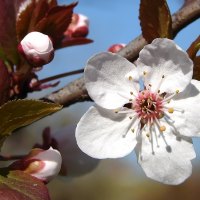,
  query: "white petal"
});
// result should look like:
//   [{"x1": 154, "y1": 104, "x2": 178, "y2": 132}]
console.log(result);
[
  {"x1": 136, "y1": 122, "x2": 195, "y2": 185},
  {"x1": 169, "y1": 80, "x2": 200, "y2": 137},
  {"x1": 137, "y1": 38, "x2": 193, "y2": 93},
  {"x1": 76, "y1": 105, "x2": 138, "y2": 159},
  {"x1": 85, "y1": 52, "x2": 139, "y2": 109}
]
